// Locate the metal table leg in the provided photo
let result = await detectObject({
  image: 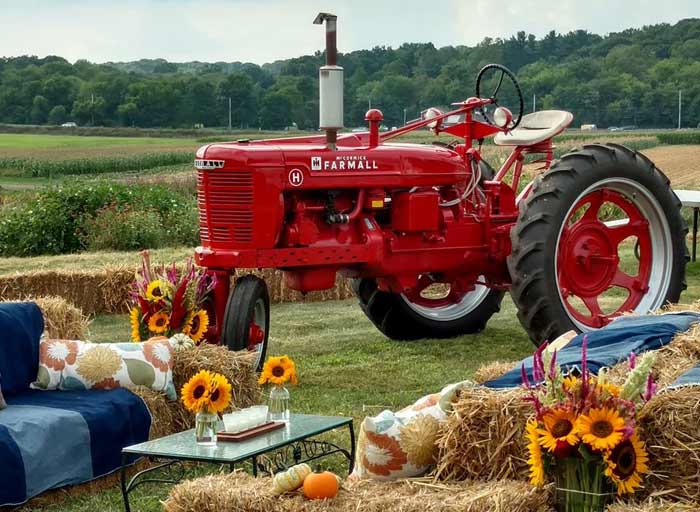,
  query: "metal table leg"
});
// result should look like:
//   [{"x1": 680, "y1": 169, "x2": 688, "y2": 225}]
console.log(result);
[
  {"x1": 693, "y1": 208, "x2": 698, "y2": 262},
  {"x1": 120, "y1": 453, "x2": 131, "y2": 512},
  {"x1": 348, "y1": 421, "x2": 356, "y2": 474}
]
